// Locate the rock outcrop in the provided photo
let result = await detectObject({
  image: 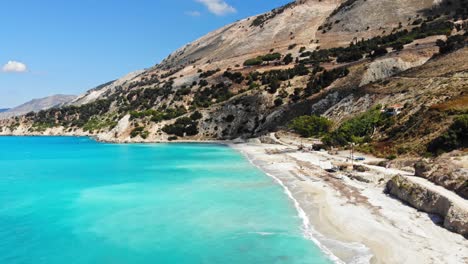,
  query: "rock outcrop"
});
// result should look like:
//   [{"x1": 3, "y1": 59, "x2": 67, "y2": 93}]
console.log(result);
[
  {"x1": 414, "y1": 153, "x2": 468, "y2": 199},
  {"x1": 359, "y1": 57, "x2": 429, "y2": 86},
  {"x1": 386, "y1": 175, "x2": 468, "y2": 237}
]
